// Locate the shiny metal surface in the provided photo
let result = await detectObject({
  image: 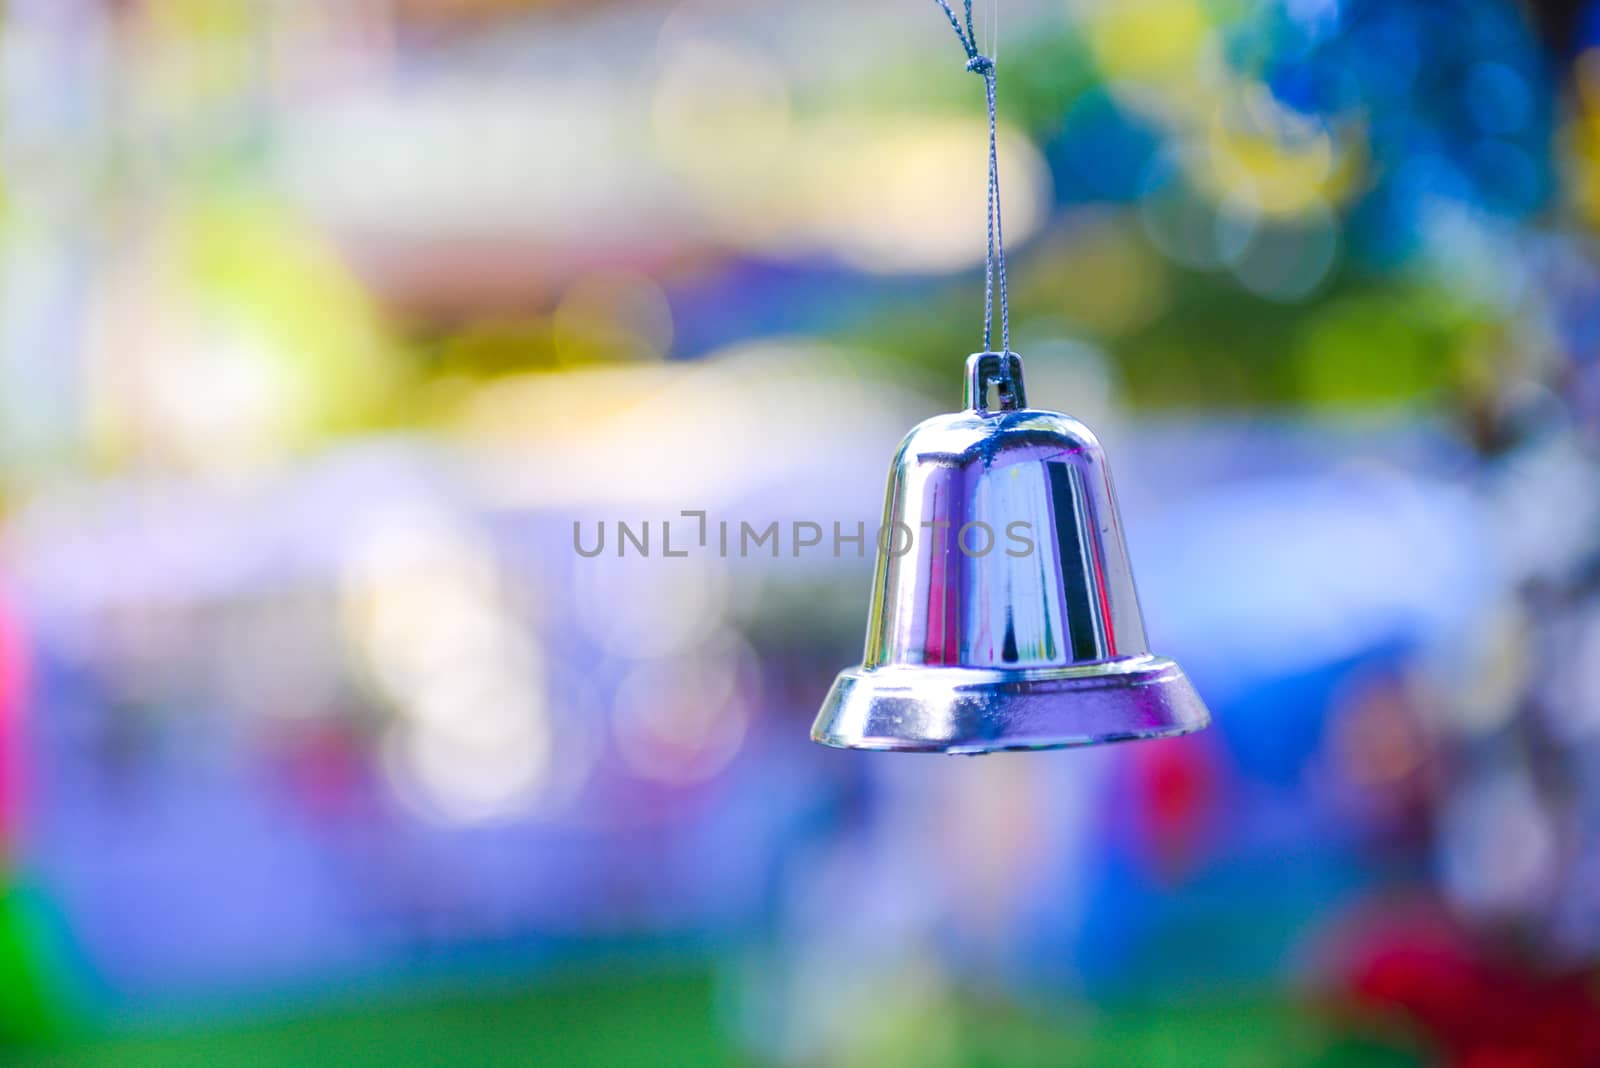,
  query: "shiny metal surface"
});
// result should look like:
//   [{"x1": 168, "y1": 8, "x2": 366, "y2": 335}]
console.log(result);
[{"x1": 813, "y1": 352, "x2": 1210, "y2": 753}]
